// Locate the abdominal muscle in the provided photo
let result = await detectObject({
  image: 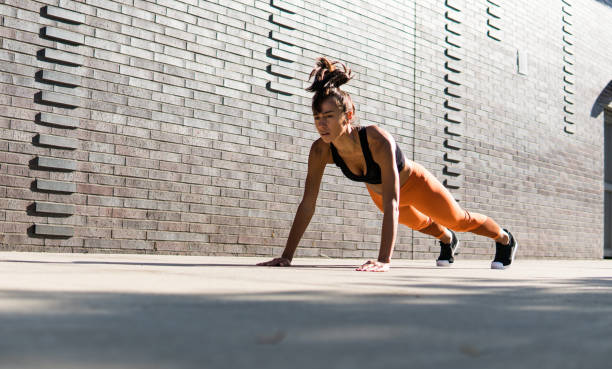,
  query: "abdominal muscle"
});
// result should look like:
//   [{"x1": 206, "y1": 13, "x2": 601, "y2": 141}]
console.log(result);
[{"x1": 365, "y1": 158, "x2": 413, "y2": 196}]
